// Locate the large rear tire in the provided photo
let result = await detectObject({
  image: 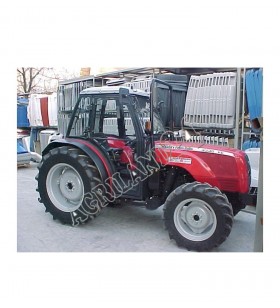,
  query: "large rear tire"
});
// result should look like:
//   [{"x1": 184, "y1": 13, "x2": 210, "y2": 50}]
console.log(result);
[
  {"x1": 164, "y1": 182, "x2": 233, "y2": 251},
  {"x1": 36, "y1": 146, "x2": 105, "y2": 226}
]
